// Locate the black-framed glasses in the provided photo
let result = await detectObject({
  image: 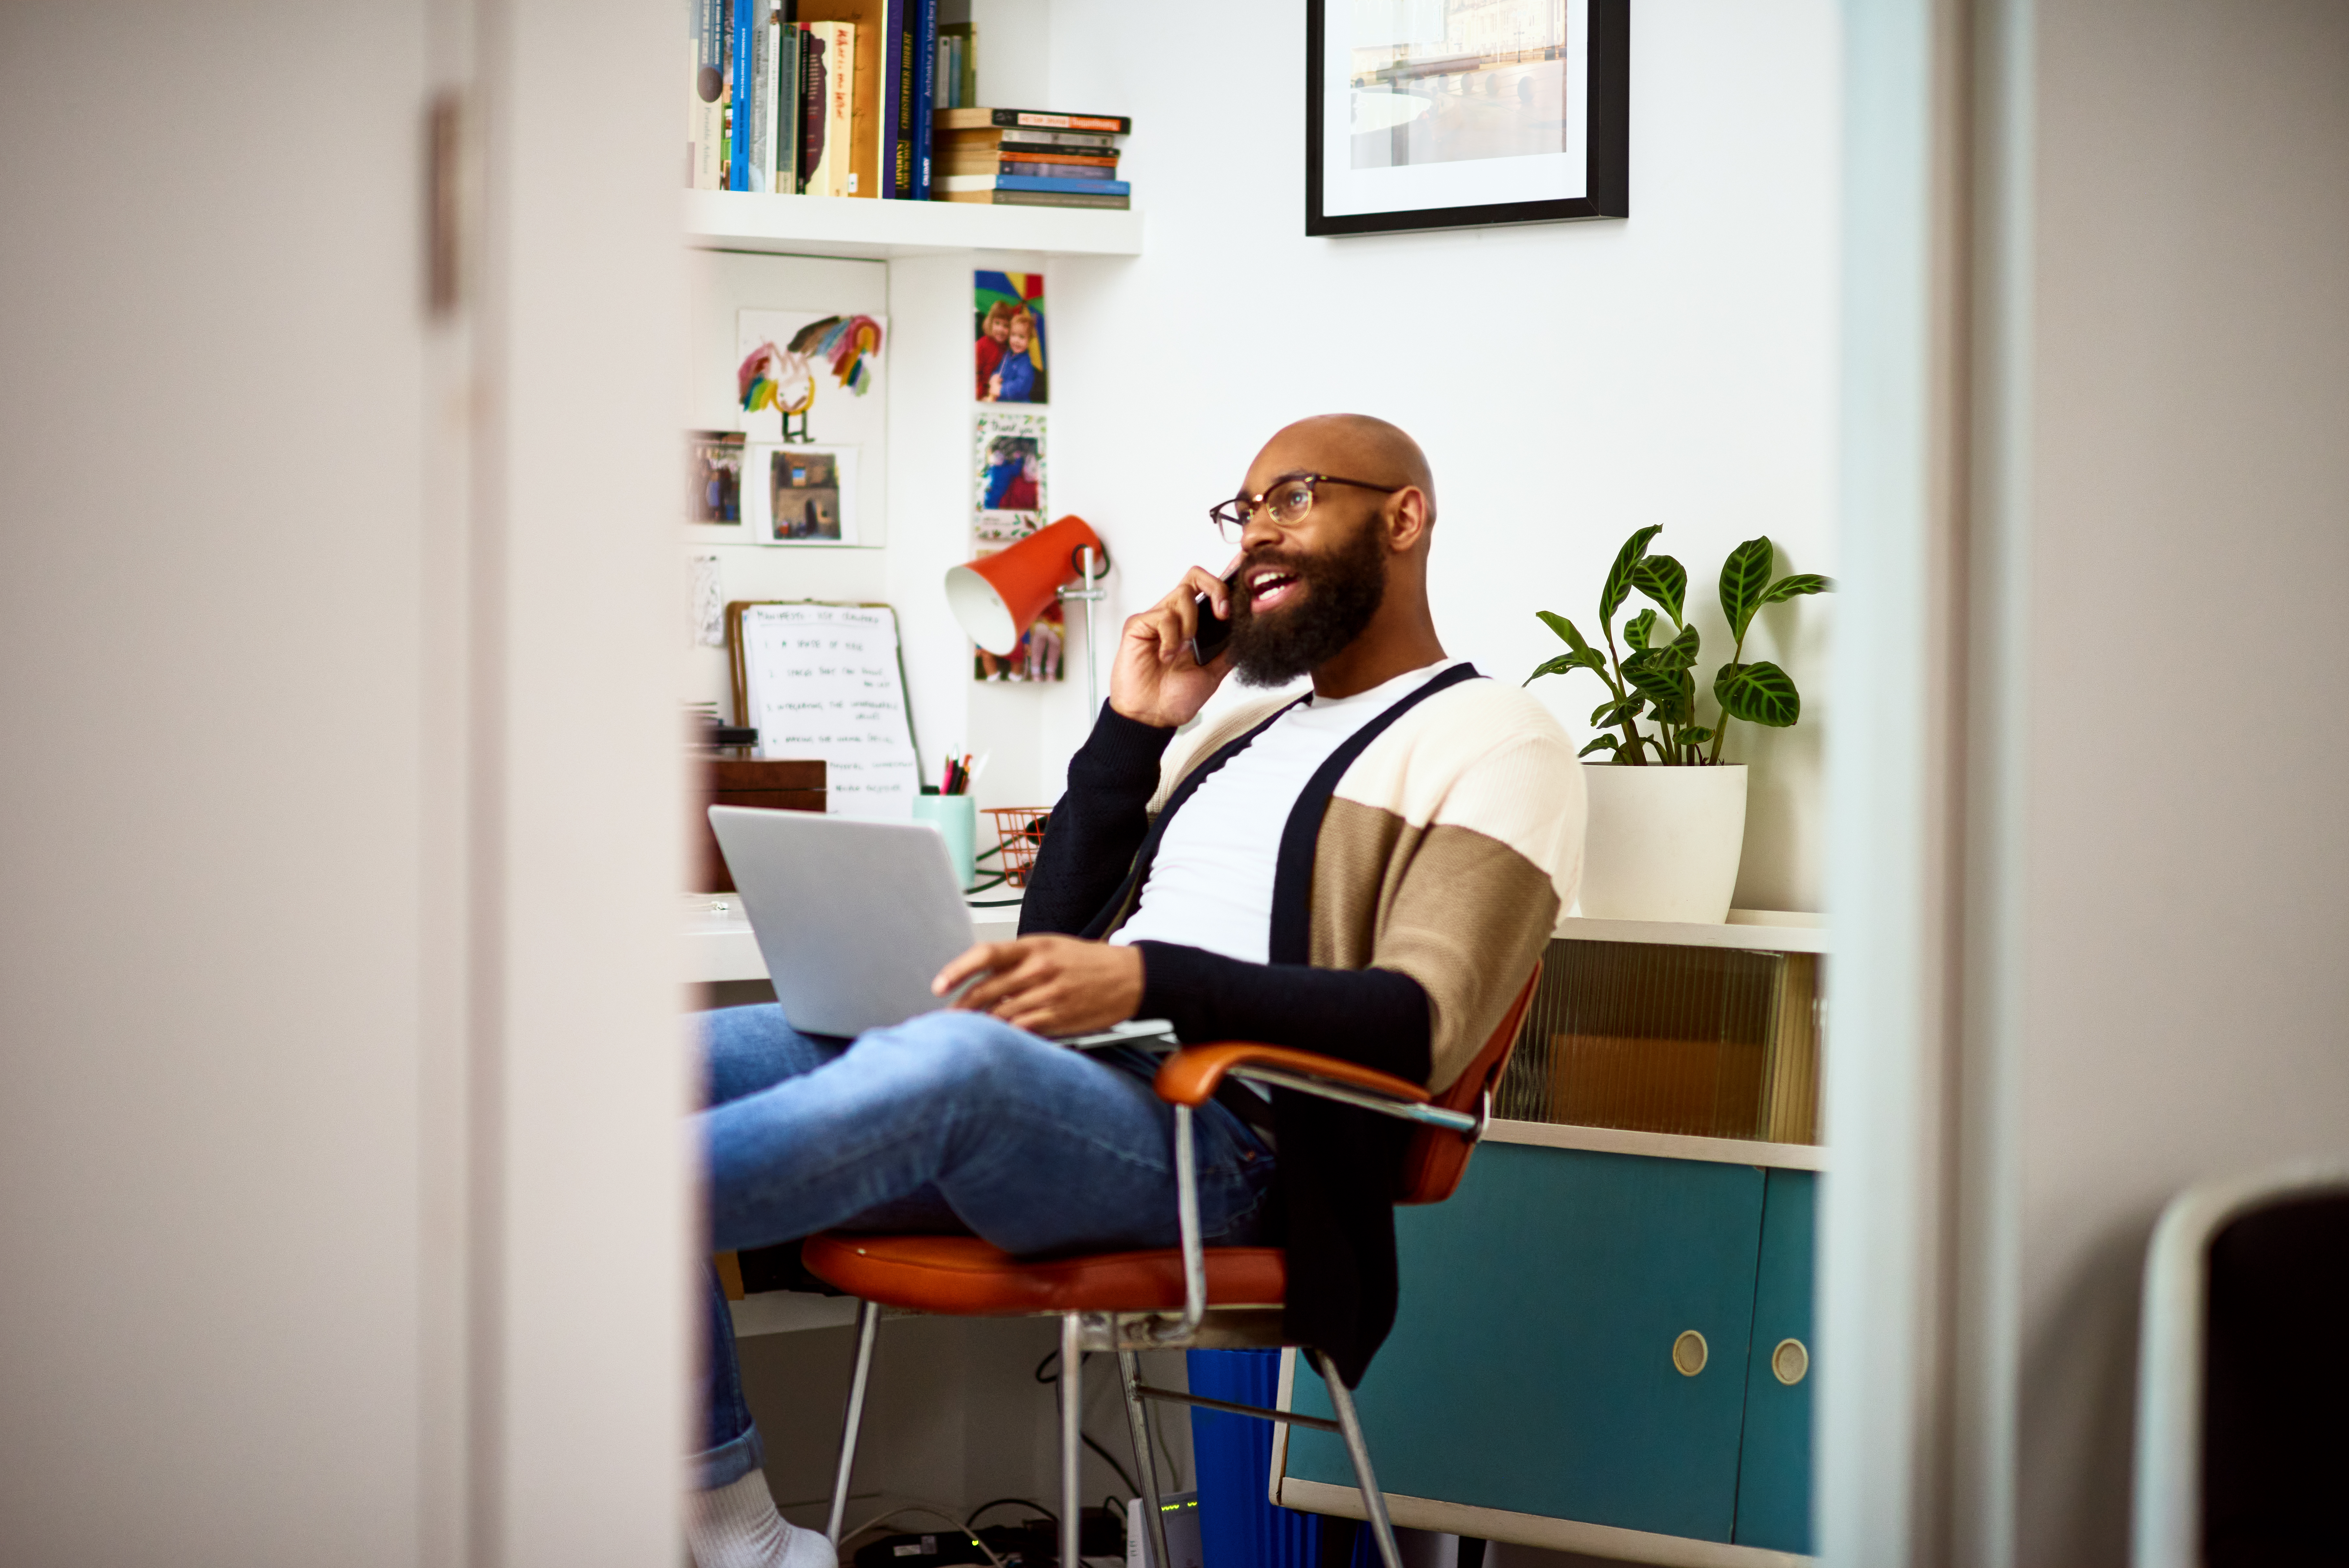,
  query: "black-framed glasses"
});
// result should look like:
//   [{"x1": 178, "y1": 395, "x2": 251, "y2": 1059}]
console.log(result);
[{"x1": 1207, "y1": 472, "x2": 1406, "y2": 543}]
